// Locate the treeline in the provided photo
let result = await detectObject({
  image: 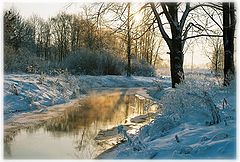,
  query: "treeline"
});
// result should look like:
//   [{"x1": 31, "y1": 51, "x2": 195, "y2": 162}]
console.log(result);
[{"x1": 4, "y1": 8, "x2": 156, "y2": 76}]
